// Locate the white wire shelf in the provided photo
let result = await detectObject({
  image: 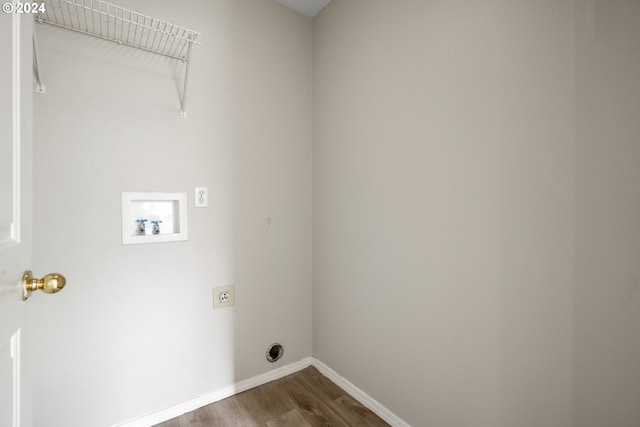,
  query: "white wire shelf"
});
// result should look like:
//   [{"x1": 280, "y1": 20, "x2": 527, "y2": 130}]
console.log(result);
[
  {"x1": 34, "y1": 0, "x2": 202, "y2": 117},
  {"x1": 36, "y1": 0, "x2": 202, "y2": 61}
]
